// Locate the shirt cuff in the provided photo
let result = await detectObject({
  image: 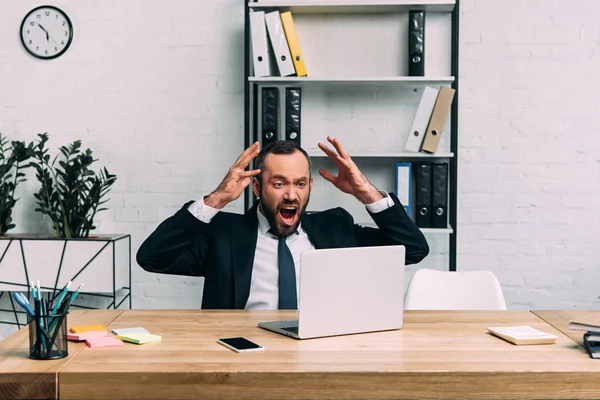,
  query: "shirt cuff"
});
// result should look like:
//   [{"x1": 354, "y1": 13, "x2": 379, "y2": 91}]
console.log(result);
[
  {"x1": 187, "y1": 195, "x2": 220, "y2": 223},
  {"x1": 364, "y1": 191, "x2": 395, "y2": 214}
]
